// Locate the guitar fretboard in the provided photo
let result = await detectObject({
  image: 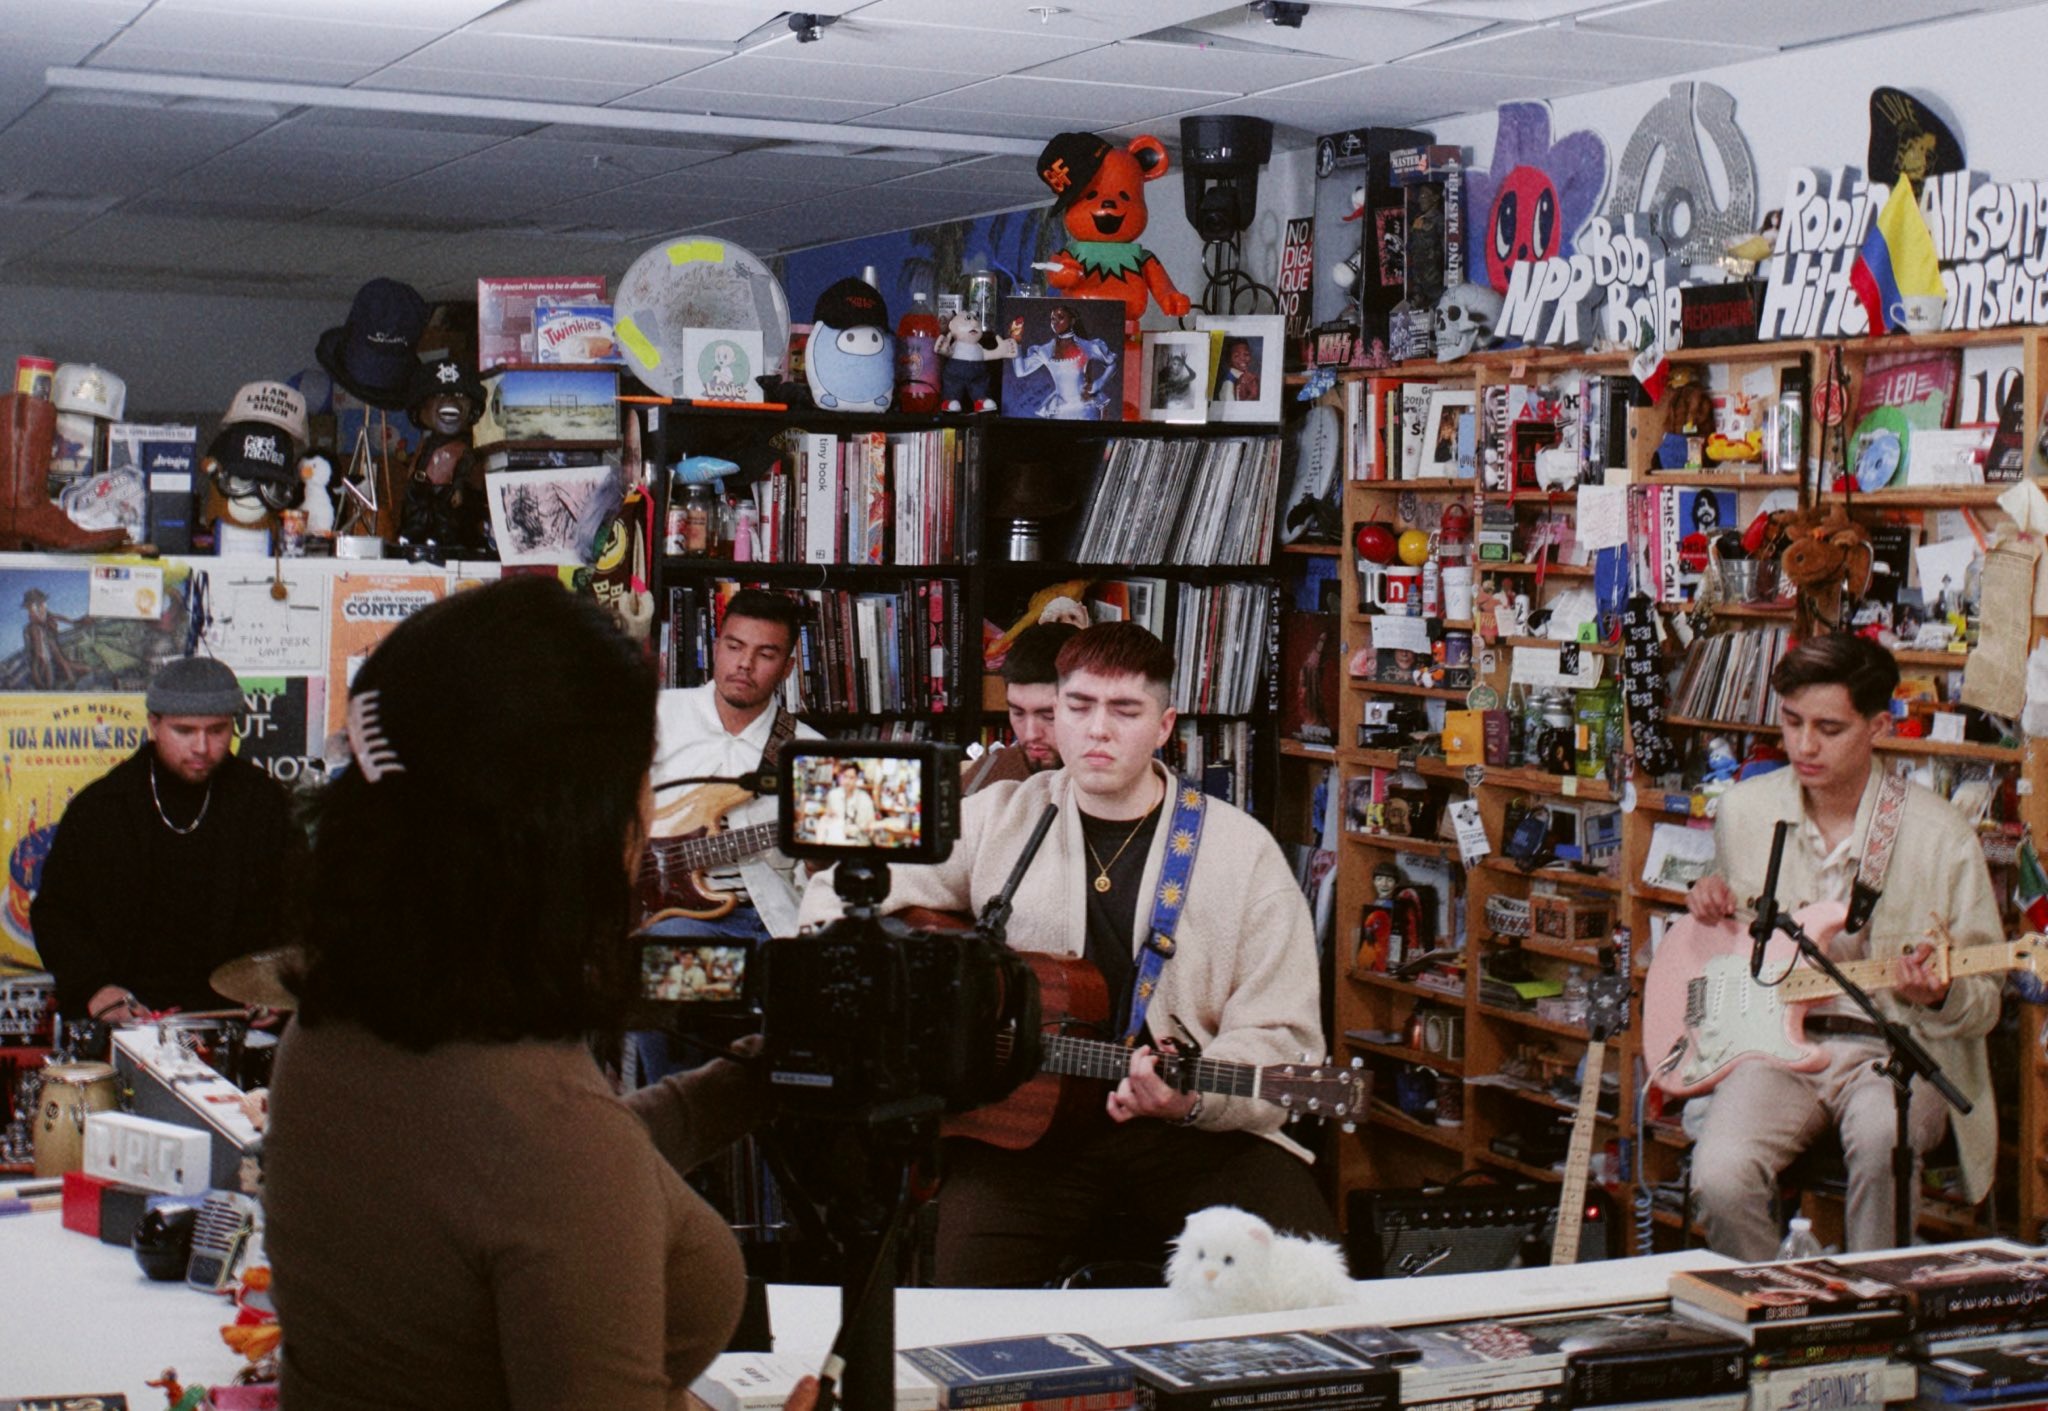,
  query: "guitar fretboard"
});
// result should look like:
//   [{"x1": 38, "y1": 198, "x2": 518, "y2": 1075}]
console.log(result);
[
  {"x1": 1040, "y1": 1034, "x2": 1260, "y2": 1099},
  {"x1": 641, "y1": 821, "x2": 781, "y2": 878},
  {"x1": 1776, "y1": 936, "x2": 2038, "y2": 1004}
]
